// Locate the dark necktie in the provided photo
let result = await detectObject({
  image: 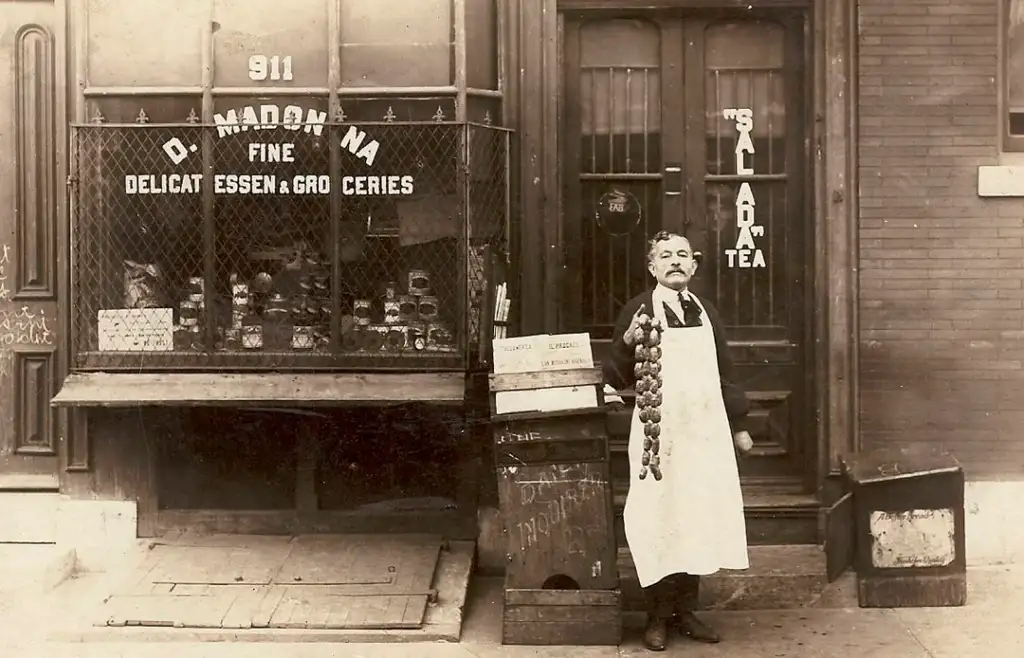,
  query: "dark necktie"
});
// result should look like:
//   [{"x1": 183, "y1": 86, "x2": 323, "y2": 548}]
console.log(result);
[{"x1": 662, "y1": 293, "x2": 703, "y2": 328}]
